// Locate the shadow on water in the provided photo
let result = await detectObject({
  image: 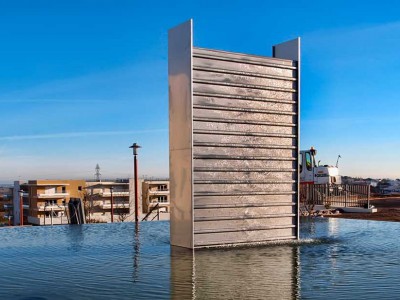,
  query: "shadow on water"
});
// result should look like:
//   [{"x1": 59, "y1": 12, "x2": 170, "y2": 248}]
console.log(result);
[{"x1": 171, "y1": 244, "x2": 301, "y2": 300}]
